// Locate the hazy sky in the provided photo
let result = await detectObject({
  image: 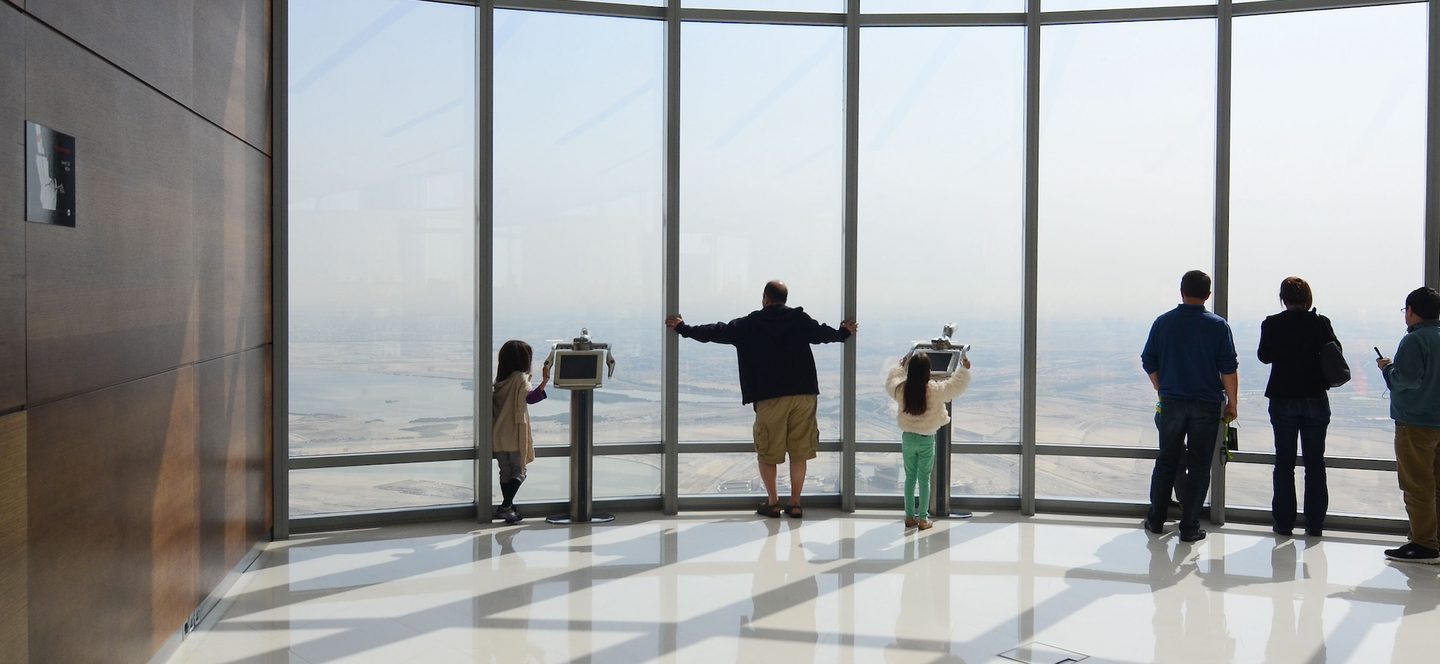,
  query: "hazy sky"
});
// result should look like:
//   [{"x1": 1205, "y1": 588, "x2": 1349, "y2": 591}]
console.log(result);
[{"x1": 287, "y1": 0, "x2": 1428, "y2": 407}]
